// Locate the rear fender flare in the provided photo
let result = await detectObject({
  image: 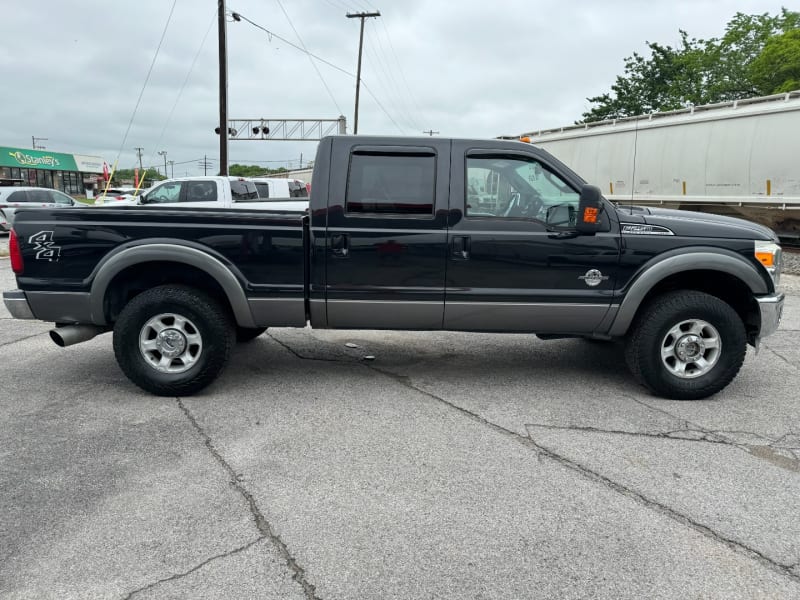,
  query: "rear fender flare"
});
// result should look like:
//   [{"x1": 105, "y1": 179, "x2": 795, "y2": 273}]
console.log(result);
[{"x1": 89, "y1": 243, "x2": 256, "y2": 327}]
